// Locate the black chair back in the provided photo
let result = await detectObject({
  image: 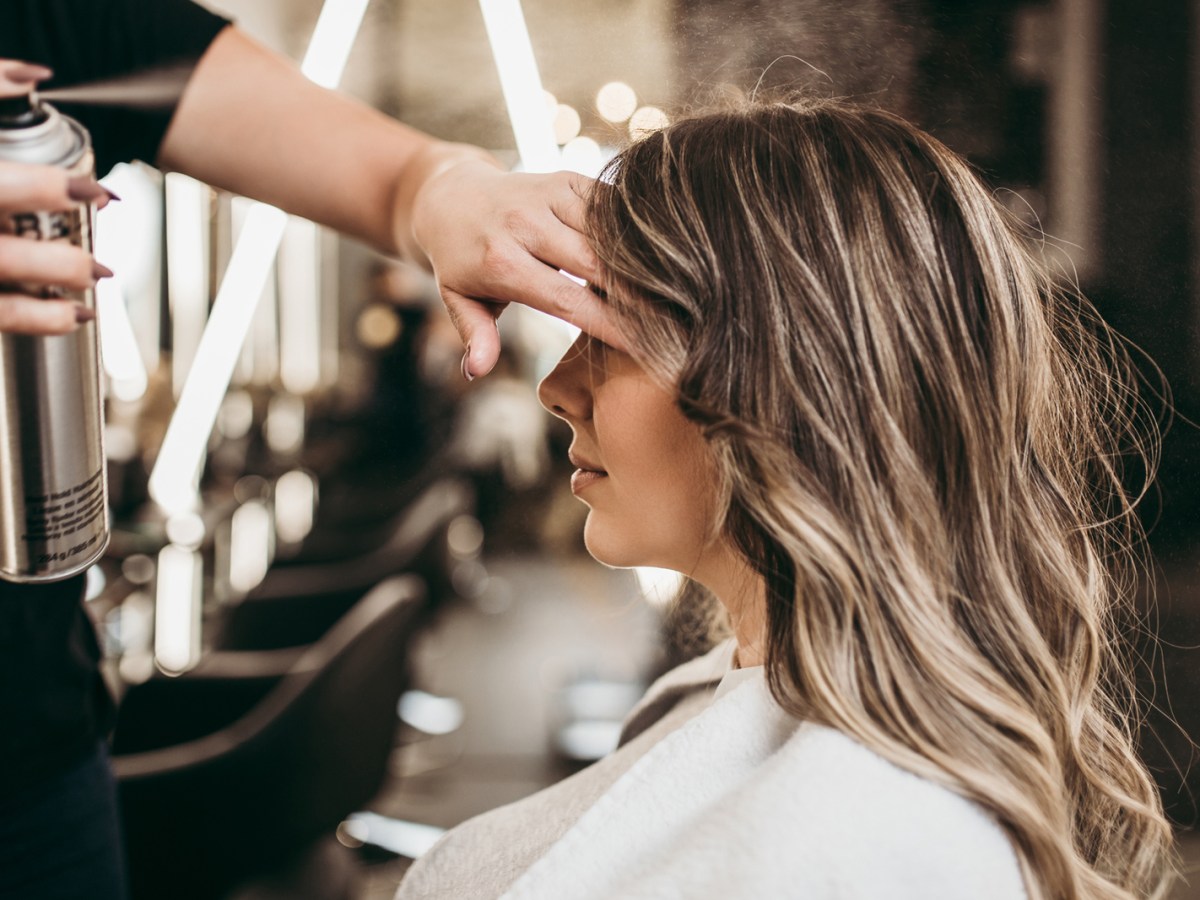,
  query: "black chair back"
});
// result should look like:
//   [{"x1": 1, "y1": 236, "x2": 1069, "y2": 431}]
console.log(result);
[
  {"x1": 115, "y1": 574, "x2": 426, "y2": 900},
  {"x1": 216, "y1": 478, "x2": 471, "y2": 651}
]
